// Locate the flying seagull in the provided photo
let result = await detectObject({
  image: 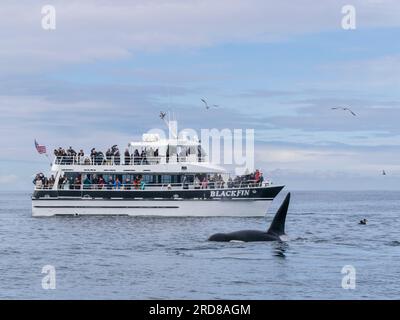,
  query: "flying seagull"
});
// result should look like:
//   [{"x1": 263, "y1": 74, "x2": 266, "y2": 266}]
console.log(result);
[
  {"x1": 159, "y1": 111, "x2": 167, "y2": 120},
  {"x1": 201, "y1": 98, "x2": 219, "y2": 110},
  {"x1": 331, "y1": 107, "x2": 357, "y2": 116}
]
